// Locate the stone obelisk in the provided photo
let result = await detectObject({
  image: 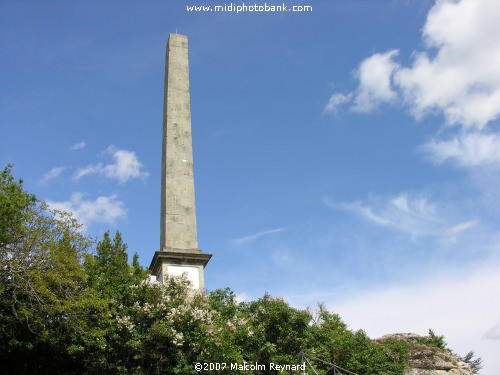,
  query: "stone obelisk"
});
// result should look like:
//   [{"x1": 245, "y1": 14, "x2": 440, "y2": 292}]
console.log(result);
[{"x1": 149, "y1": 34, "x2": 211, "y2": 290}]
